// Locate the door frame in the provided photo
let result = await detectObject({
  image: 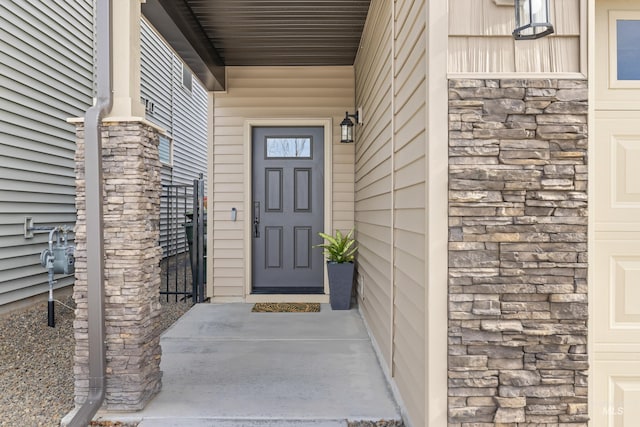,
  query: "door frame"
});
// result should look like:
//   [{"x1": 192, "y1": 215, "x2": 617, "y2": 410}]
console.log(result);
[{"x1": 243, "y1": 118, "x2": 332, "y2": 303}]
